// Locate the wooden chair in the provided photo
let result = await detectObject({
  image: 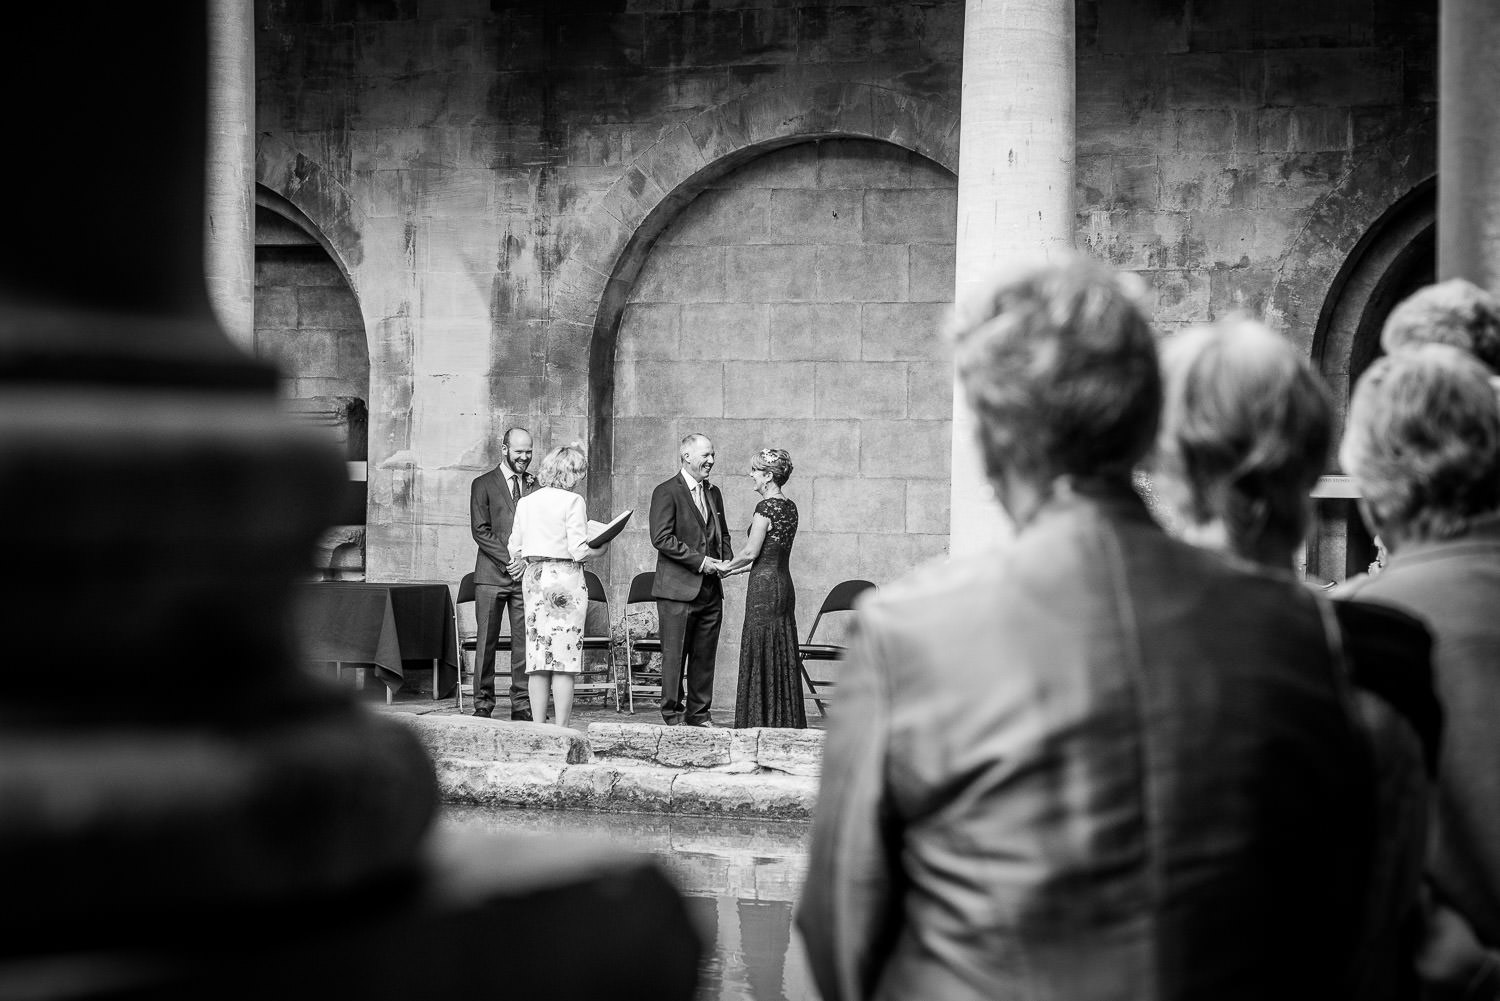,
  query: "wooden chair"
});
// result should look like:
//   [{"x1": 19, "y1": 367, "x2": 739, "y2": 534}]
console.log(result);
[
  {"x1": 621, "y1": 572, "x2": 664, "y2": 714},
  {"x1": 798, "y1": 579, "x2": 876, "y2": 717}
]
